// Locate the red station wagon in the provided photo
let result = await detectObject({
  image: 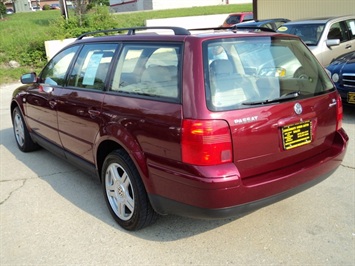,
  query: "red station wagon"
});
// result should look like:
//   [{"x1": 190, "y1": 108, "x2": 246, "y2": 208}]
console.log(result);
[{"x1": 11, "y1": 26, "x2": 348, "y2": 230}]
